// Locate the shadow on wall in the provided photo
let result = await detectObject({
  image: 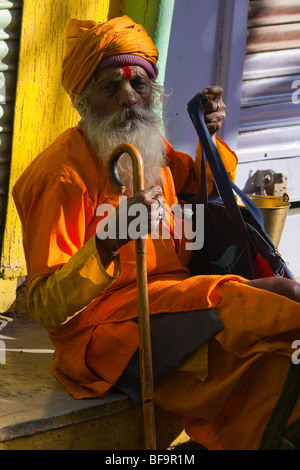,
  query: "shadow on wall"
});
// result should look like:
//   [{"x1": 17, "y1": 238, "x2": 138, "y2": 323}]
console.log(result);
[{"x1": 5, "y1": 277, "x2": 29, "y2": 317}]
